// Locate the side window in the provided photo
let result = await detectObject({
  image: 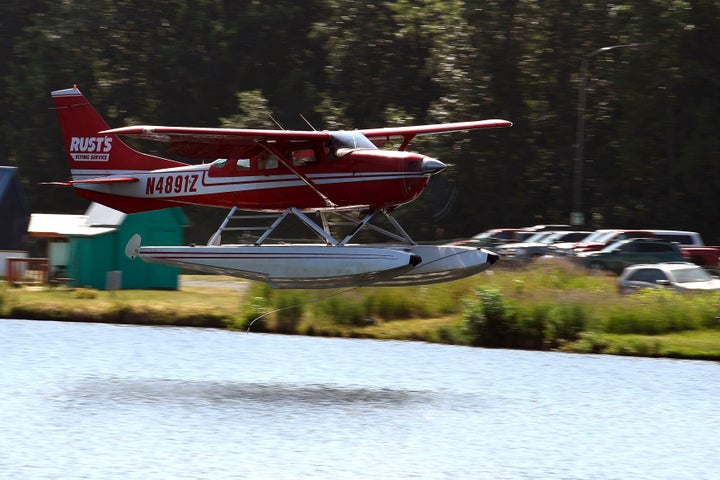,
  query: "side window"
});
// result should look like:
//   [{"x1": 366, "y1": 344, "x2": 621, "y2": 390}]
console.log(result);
[
  {"x1": 324, "y1": 141, "x2": 336, "y2": 162},
  {"x1": 289, "y1": 148, "x2": 317, "y2": 166},
  {"x1": 629, "y1": 268, "x2": 667, "y2": 283},
  {"x1": 236, "y1": 158, "x2": 250, "y2": 170},
  {"x1": 258, "y1": 152, "x2": 279, "y2": 170},
  {"x1": 656, "y1": 234, "x2": 692, "y2": 244},
  {"x1": 647, "y1": 242, "x2": 671, "y2": 252}
]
